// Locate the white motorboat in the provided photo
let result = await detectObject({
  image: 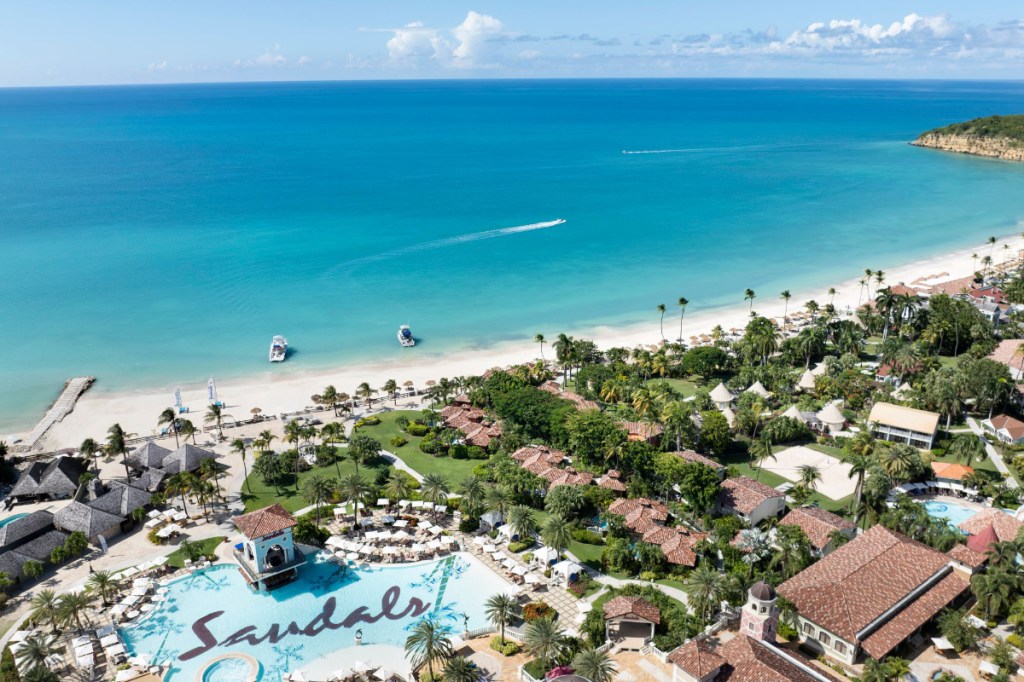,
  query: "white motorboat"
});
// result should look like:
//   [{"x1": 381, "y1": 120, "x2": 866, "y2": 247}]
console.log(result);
[
  {"x1": 269, "y1": 335, "x2": 288, "y2": 362},
  {"x1": 397, "y1": 325, "x2": 415, "y2": 347}
]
